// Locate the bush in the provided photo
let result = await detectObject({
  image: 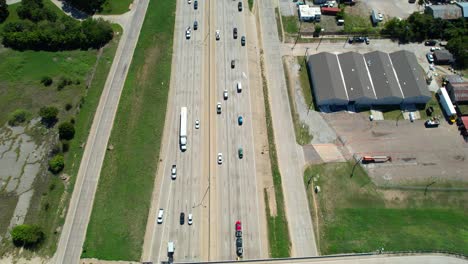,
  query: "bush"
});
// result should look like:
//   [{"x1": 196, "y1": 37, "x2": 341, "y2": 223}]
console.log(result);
[
  {"x1": 8, "y1": 109, "x2": 29, "y2": 126},
  {"x1": 57, "y1": 77, "x2": 73, "y2": 90},
  {"x1": 10, "y1": 224, "x2": 44, "y2": 248},
  {"x1": 65, "y1": 103, "x2": 73, "y2": 111},
  {"x1": 41, "y1": 76, "x2": 53, "y2": 86},
  {"x1": 17, "y1": 0, "x2": 57, "y2": 22},
  {"x1": 58, "y1": 121, "x2": 75, "y2": 140},
  {"x1": 39, "y1": 106, "x2": 59, "y2": 127},
  {"x1": 62, "y1": 141, "x2": 70, "y2": 152},
  {"x1": 48, "y1": 154, "x2": 64, "y2": 174}
]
